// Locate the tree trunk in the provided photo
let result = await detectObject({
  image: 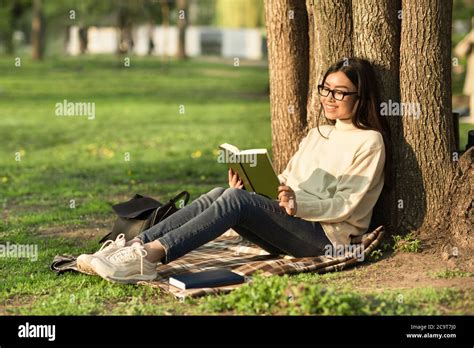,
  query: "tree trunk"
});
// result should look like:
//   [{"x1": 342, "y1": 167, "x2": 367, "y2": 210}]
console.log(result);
[
  {"x1": 398, "y1": 0, "x2": 455, "y2": 235},
  {"x1": 306, "y1": 0, "x2": 353, "y2": 129},
  {"x1": 176, "y1": 0, "x2": 187, "y2": 60},
  {"x1": 117, "y1": 7, "x2": 133, "y2": 54},
  {"x1": 352, "y1": 0, "x2": 401, "y2": 235},
  {"x1": 264, "y1": 0, "x2": 309, "y2": 174},
  {"x1": 3, "y1": 5, "x2": 15, "y2": 55},
  {"x1": 352, "y1": 0, "x2": 401, "y2": 103},
  {"x1": 78, "y1": 25, "x2": 88, "y2": 55},
  {"x1": 265, "y1": 0, "x2": 469, "y2": 254},
  {"x1": 64, "y1": 24, "x2": 71, "y2": 54},
  {"x1": 31, "y1": 0, "x2": 45, "y2": 60},
  {"x1": 147, "y1": 21, "x2": 155, "y2": 56},
  {"x1": 439, "y1": 147, "x2": 473, "y2": 258},
  {"x1": 305, "y1": 0, "x2": 316, "y2": 130},
  {"x1": 4, "y1": 28, "x2": 15, "y2": 56},
  {"x1": 160, "y1": 0, "x2": 170, "y2": 62}
]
